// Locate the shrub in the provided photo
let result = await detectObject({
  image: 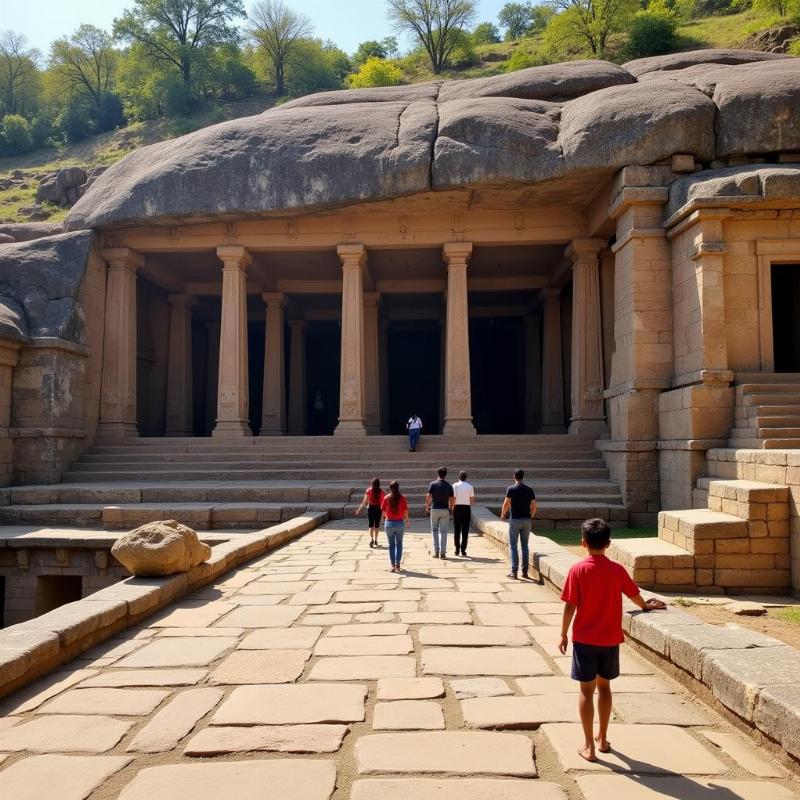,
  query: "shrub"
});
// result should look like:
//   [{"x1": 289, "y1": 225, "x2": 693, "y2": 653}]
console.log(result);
[
  {"x1": 348, "y1": 57, "x2": 403, "y2": 88},
  {"x1": 502, "y1": 48, "x2": 547, "y2": 71},
  {"x1": 54, "y1": 100, "x2": 94, "y2": 144},
  {"x1": 0, "y1": 114, "x2": 34, "y2": 156},
  {"x1": 623, "y1": 10, "x2": 678, "y2": 58}
]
